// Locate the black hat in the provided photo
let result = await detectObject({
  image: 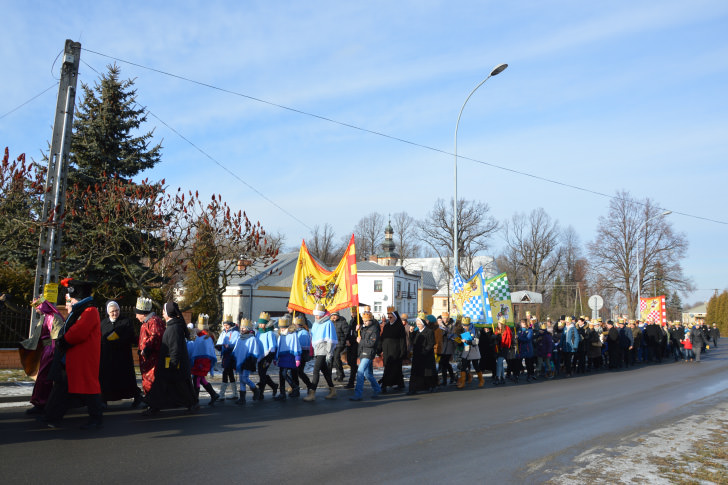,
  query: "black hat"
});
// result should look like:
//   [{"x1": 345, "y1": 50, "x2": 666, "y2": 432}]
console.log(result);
[{"x1": 61, "y1": 278, "x2": 94, "y2": 300}]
